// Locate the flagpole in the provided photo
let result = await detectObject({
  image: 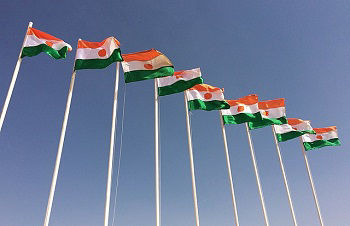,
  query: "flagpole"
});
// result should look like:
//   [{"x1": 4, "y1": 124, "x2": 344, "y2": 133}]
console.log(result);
[
  {"x1": 0, "y1": 21, "x2": 33, "y2": 133},
  {"x1": 271, "y1": 126, "x2": 298, "y2": 226},
  {"x1": 184, "y1": 92, "x2": 200, "y2": 226},
  {"x1": 43, "y1": 71, "x2": 76, "y2": 226},
  {"x1": 219, "y1": 112, "x2": 239, "y2": 226},
  {"x1": 245, "y1": 123, "x2": 269, "y2": 226},
  {"x1": 299, "y1": 137, "x2": 324, "y2": 226},
  {"x1": 154, "y1": 80, "x2": 161, "y2": 226},
  {"x1": 104, "y1": 62, "x2": 120, "y2": 226},
  {"x1": 43, "y1": 40, "x2": 79, "y2": 226}
]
